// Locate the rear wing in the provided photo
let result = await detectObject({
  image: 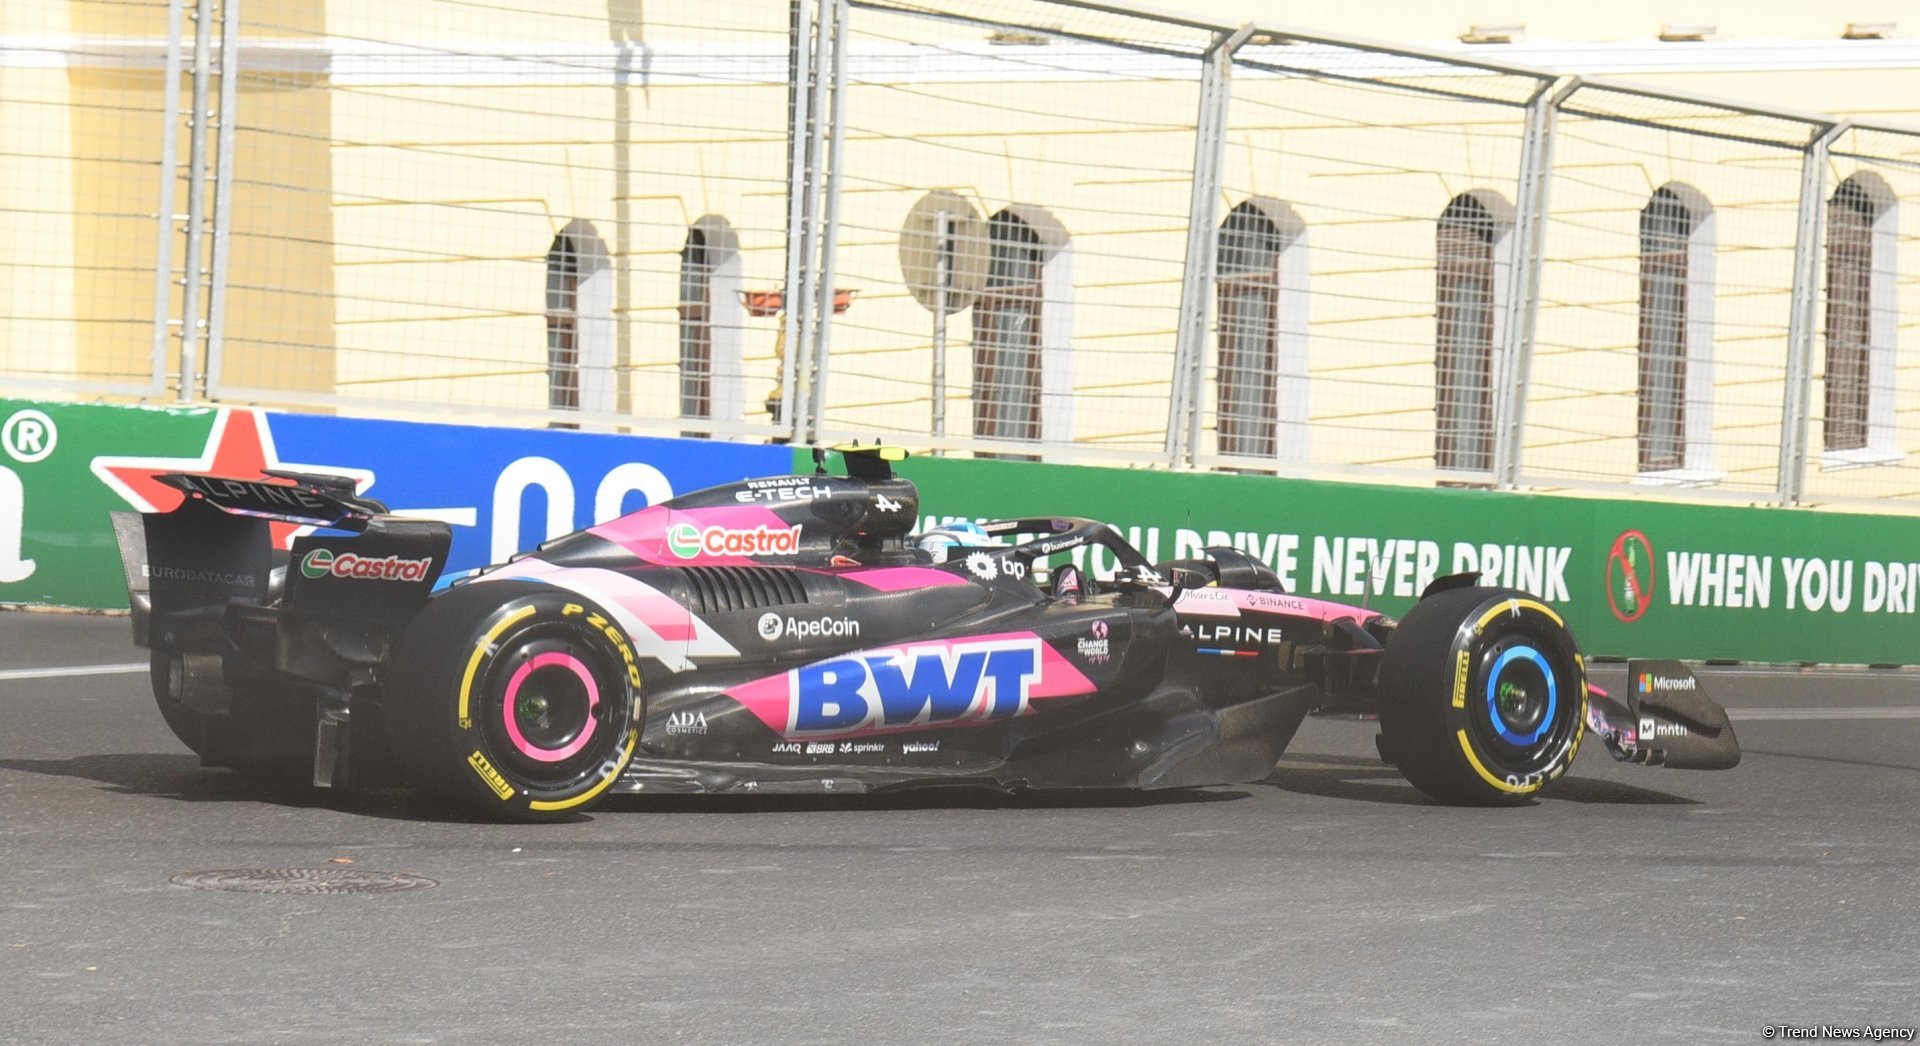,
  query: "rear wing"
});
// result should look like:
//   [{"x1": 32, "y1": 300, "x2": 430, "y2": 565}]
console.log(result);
[
  {"x1": 115, "y1": 472, "x2": 450, "y2": 651},
  {"x1": 154, "y1": 469, "x2": 387, "y2": 530}
]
